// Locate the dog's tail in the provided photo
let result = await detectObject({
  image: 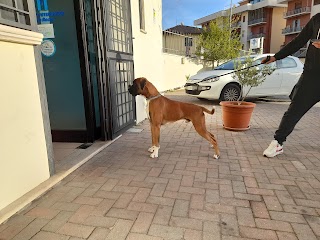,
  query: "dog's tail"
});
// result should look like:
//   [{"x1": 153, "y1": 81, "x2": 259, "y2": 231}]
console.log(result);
[{"x1": 202, "y1": 107, "x2": 215, "y2": 115}]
